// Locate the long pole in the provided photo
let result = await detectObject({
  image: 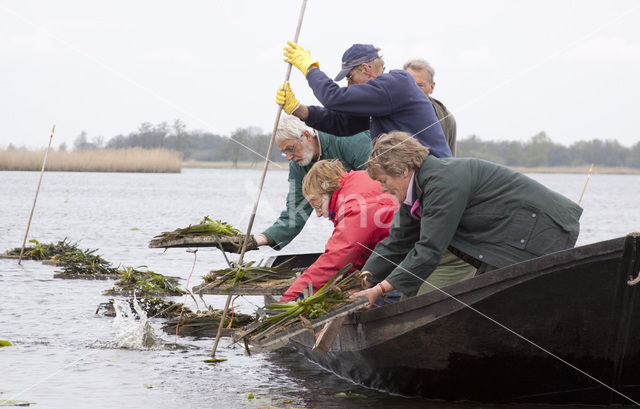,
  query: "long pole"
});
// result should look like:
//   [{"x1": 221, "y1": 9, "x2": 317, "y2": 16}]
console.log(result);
[
  {"x1": 18, "y1": 125, "x2": 56, "y2": 265},
  {"x1": 210, "y1": 0, "x2": 309, "y2": 359},
  {"x1": 578, "y1": 163, "x2": 594, "y2": 206}
]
